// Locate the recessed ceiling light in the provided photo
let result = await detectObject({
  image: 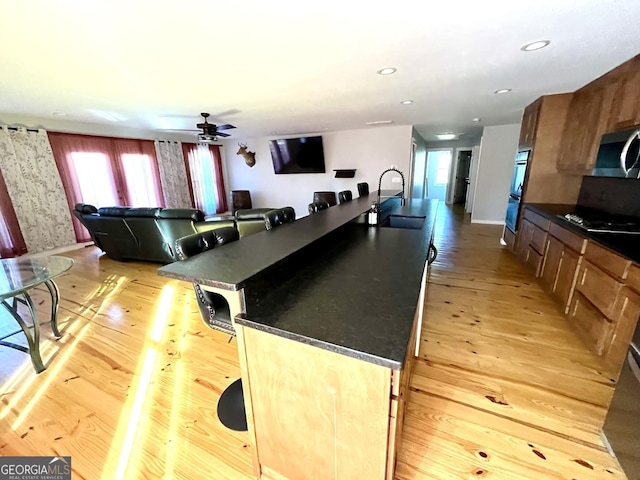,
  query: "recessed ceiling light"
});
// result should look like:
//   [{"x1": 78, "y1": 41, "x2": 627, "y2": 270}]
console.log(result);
[
  {"x1": 52, "y1": 112, "x2": 67, "y2": 116},
  {"x1": 436, "y1": 133, "x2": 458, "y2": 140},
  {"x1": 472, "y1": 117, "x2": 481, "y2": 122},
  {"x1": 521, "y1": 40, "x2": 550, "y2": 52},
  {"x1": 400, "y1": 100, "x2": 413, "y2": 105},
  {"x1": 377, "y1": 67, "x2": 397, "y2": 75},
  {"x1": 366, "y1": 120, "x2": 395, "y2": 125},
  {"x1": 494, "y1": 89, "x2": 512, "y2": 94}
]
